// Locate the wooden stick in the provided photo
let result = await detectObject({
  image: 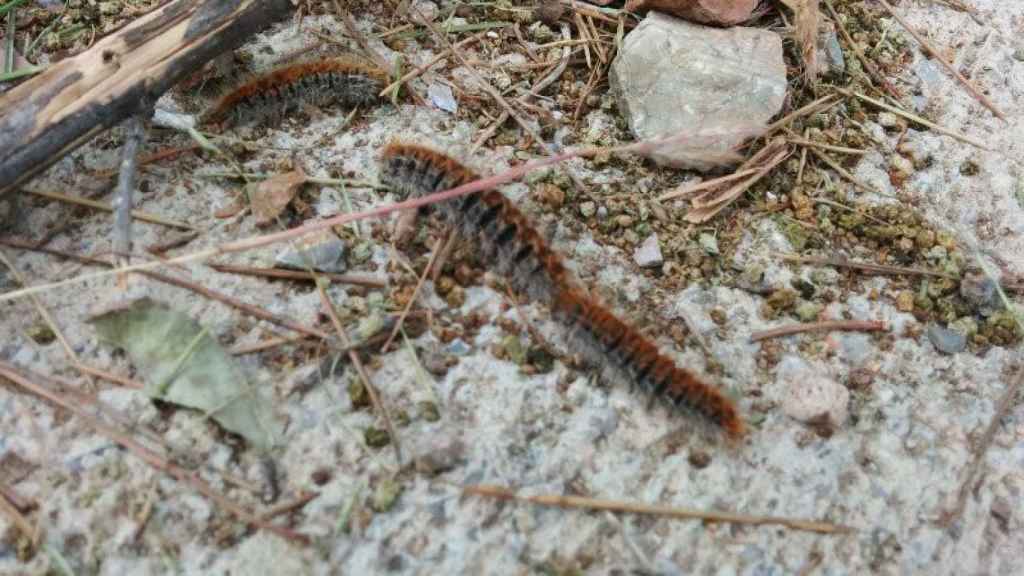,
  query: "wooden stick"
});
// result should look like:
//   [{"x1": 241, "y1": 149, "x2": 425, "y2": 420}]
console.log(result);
[
  {"x1": 0, "y1": 0, "x2": 294, "y2": 196},
  {"x1": 22, "y1": 188, "x2": 194, "y2": 230},
  {"x1": 463, "y1": 484, "x2": 853, "y2": 535},
  {"x1": 836, "y1": 88, "x2": 991, "y2": 151},
  {"x1": 780, "y1": 253, "x2": 955, "y2": 279},
  {"x1": 207, "y1": 262, "x2": 387, "y2": 288},
  {"x1": 113, "y1": 115, "x2": 147, "y2": 265},
  {"x1": 750, "y1": 320, "x2": 888, "y2": 342}
]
